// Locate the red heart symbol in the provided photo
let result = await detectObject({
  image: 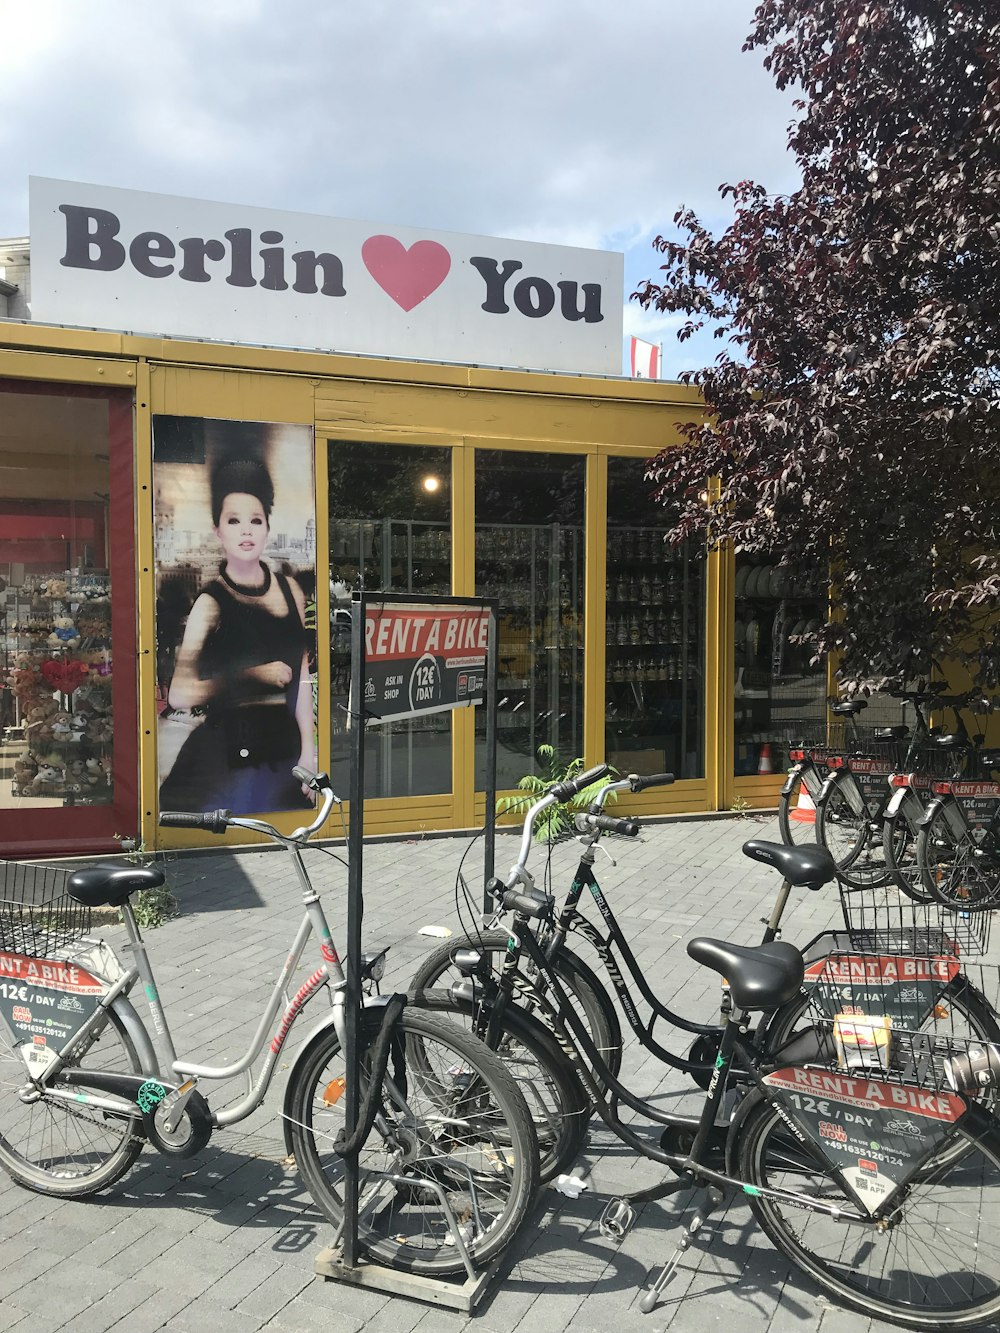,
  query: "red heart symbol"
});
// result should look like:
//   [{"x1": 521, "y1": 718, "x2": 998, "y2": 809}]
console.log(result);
[
  {"x1": 362, "y1": 235, "x2": 451, "y2": 311},
  {"x1": 40, "y1": 658, "x2": 90, "y2": 694}
]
